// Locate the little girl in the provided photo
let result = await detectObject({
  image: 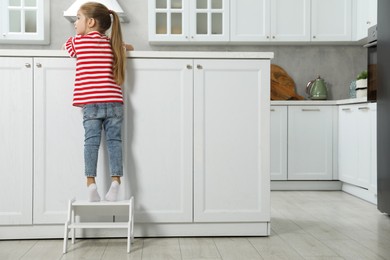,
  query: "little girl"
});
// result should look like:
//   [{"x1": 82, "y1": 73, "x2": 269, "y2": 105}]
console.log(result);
[{"x1": 64, "y1": 2, "x2": 133, "y2": 202}]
